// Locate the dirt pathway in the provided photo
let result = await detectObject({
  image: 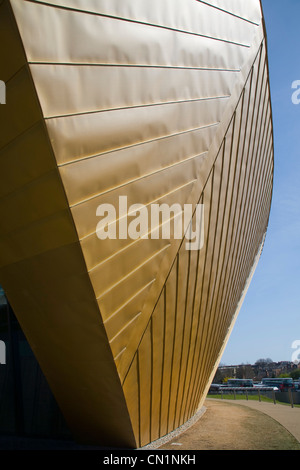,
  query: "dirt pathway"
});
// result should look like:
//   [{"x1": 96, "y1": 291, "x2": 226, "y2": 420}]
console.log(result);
[{"x1": 158, "y1": 399, "x2": 300, "y2": 450}]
